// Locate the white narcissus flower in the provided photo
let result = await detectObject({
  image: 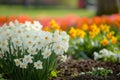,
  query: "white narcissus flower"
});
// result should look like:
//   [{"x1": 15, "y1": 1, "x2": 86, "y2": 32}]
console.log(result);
[
  {"x1": 24, "y1": 39, "x2": 35, "y2": 48},
  {"x1": 60, "y1": 31, "x2": 69, "y2": 42},
  {"x1": 93, "y1": 52, "x2": 102, "y2": 60},
  {"x1": 34, "y1": 60, "x2": 43, "y2": 69},
  {"x1": 42, "y1": 47, "x2": 51, "y2": 59},
  {"x1": 13, "y1": 38, "x2": 22, "y2": 47},
  {"x1": 52, "y1": 30, "x2": 60, "y2": 42},
  {"x1": 4, "y1": 29, "x2": 13, "y2": 39},
  {"x1": 35, "y1": 38, "x2": 44, "y2": 50},
  {"x1": 20, "y1": 62, "x2": 27, "y2": 69},
  {"x1": 28, "y1": 47, "x2": 37, "y2": 55},
  {"x1": 0, "y1": 40, "x2": 8, "y2": 51},
  {"x1": 32, "y1": 21, "x2": 42, "y2": 31},
  {"x1": 23, "y1": 55, "x2": 33, "y2": 64},
  {"x1": 42, "y1": 32, "x2": 52, "y2": 45},
  {"x1": 15, "y1": 27, "x2": 23, "y2": 36},
  {"x1": 14, "y1": 59, "x2": 21, "y2": 66},
  {"x1": 52, "y1": 42, "x2": 64, "y2": 55}
]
